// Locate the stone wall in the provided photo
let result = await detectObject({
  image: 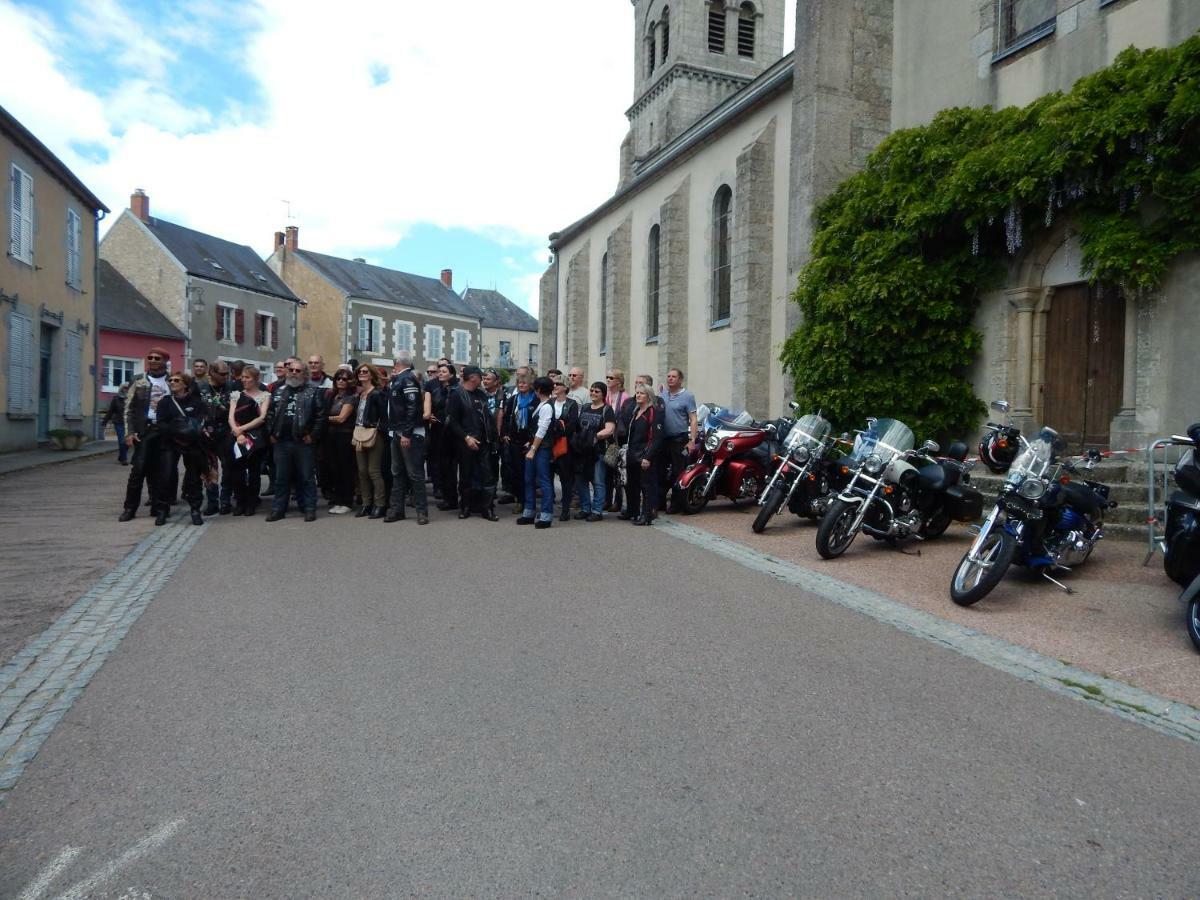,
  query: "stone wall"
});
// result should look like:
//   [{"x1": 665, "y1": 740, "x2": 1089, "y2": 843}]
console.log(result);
[
  {"x1": 605, "y1": 216, "x2": 633, "y2": 374},
  {"x1": 564, "y1": 245, "x2": 591, "y2": 368},
  {"x1": 658, "y1": 178, "x2": 690, "y2": 374},
  {"x1": 731, "y1": 120, "x2": 775, "y2": 417},
  {"x1": 538, "y1": 265, "x2": 557, "y2": 372}
]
